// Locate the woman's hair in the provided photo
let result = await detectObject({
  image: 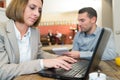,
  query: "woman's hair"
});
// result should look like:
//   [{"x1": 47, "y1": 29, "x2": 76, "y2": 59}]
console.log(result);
[{"x1": 6, "y1": 0, "x2": 43, "y2": 27}]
